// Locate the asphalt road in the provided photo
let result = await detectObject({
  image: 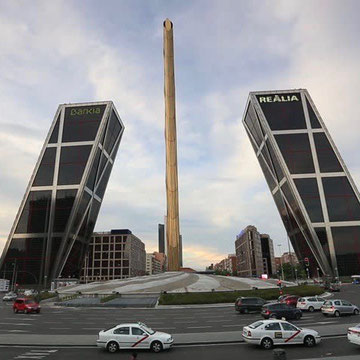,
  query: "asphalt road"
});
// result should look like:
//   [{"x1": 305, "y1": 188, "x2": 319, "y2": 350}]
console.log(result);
[
  {"x1": 1, "y1": 336, "x2": 360, "y2": 360},
  {"x1": 0, "y1": 284, "x2": 359, "y2": 336}
]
